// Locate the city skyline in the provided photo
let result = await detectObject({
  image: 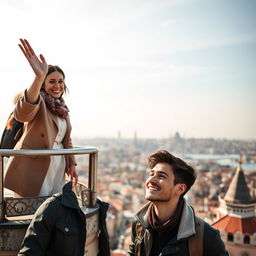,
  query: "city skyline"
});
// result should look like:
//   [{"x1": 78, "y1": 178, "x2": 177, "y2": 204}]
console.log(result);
[{"x1": 0, "y1": 0, "x2": 255, "y2": 140}]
